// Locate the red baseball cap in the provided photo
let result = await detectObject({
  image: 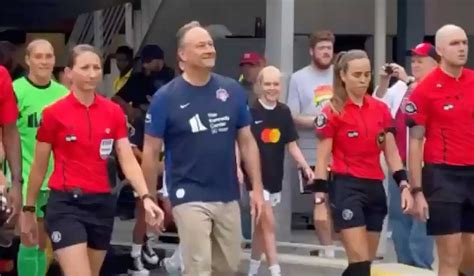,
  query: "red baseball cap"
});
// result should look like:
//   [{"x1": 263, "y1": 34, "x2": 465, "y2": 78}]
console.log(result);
[
  {"x1": 239, "y1": 52, "x2": 264, "y2": 66},
  {"x1": 410, "y1": 43, "x2": 439, "y2": 60}
]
